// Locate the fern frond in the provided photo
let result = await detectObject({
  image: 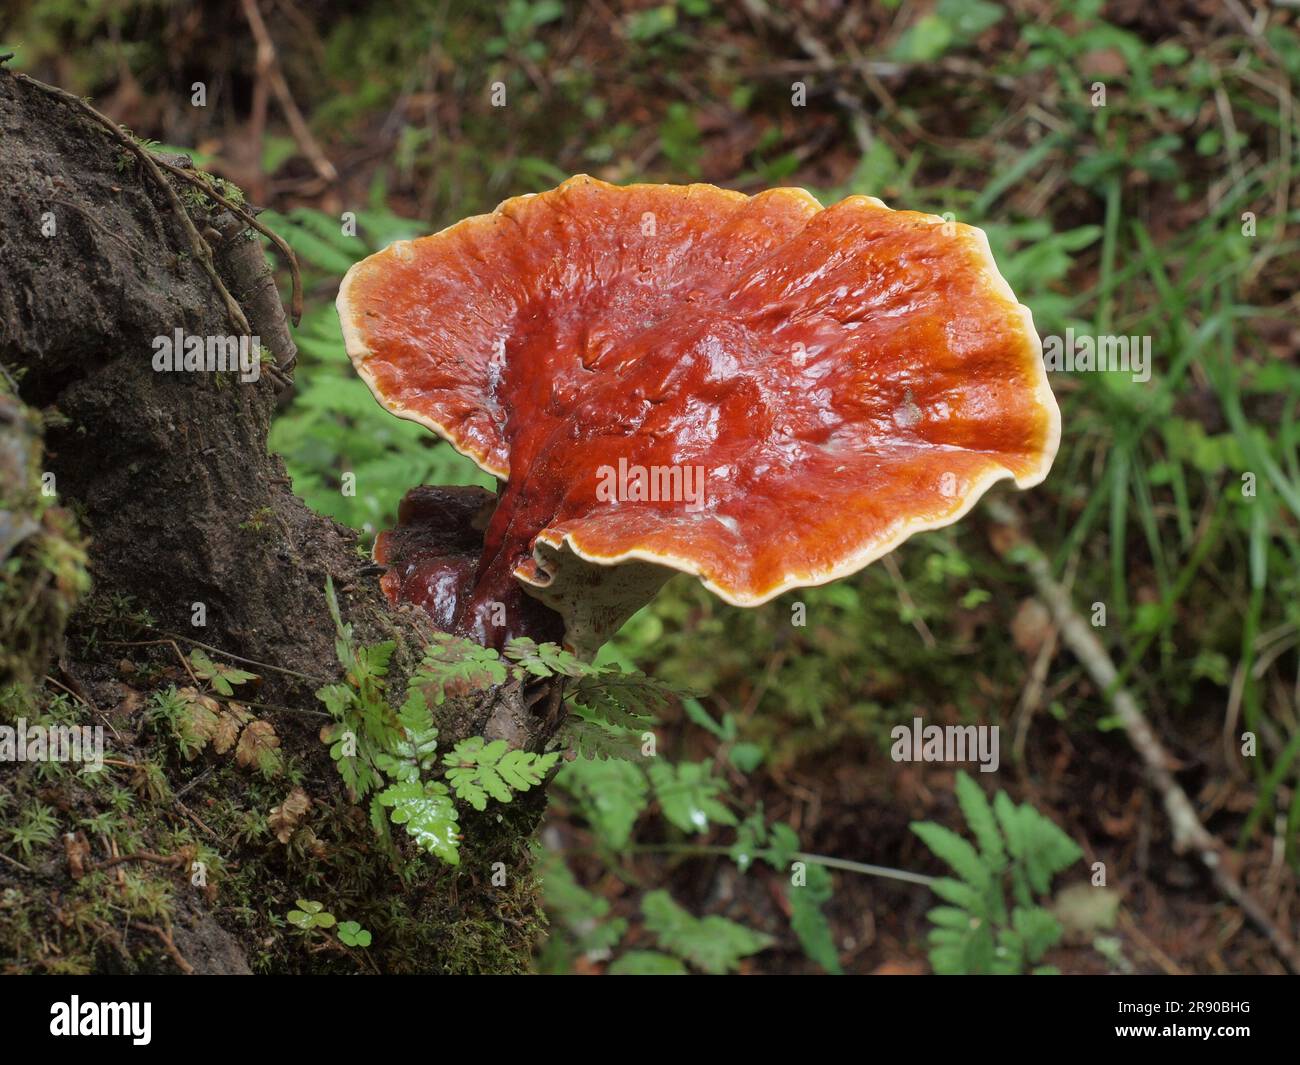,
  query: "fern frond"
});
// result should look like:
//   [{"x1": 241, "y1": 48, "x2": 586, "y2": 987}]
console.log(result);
[
  {"x1": 641, "y1": 890, "x2": 772, "y2": 974},
  {"x1": 376, "y1": 779, "x2": 460, "y2": 865},
  {"x1": 559, "y1": 712, "x2": 643, "y2": 762},
  {"x1": 442, "y1": 737, "x2": 558, "y2": 811},
  {"x1": 412, "y1": 633, "x2": 507, "y2": 705},
  {"x1": 502, "y1": 637, "x2": 593, "y2": 678}
]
